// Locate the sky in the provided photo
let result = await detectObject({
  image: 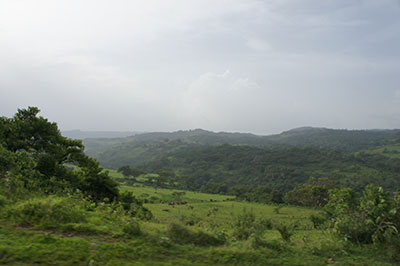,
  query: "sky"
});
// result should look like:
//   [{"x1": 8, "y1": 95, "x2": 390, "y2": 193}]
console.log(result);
[{"x1": 1, "y1": 0, "x2": 400, "y2": 135}]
